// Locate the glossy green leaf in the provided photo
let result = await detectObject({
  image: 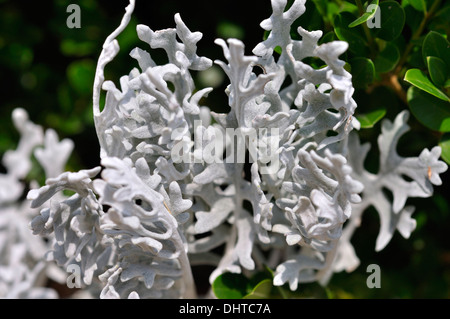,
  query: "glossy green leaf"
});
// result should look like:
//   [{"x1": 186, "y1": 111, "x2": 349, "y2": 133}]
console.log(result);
[
  {"x1": 319, "y1": 31, "x2": 337, "y2": 44},
  {"x1": 427, "y1": 56, "x2": 448, "y2": 87},
  {"x1": 429, "y1": 6, "x2": 450, "y2": 35},
  {"x1": 334, "y1": 12, "x2": 369, "y2": 56},
  {"x1": 373, "y1": 1, "x2": 405, "y2": 41},
  {"x1": 243, "y1": 279, "x2": 273, "y2": 299},
  {"x1": 323, "y1": 1, "x2": 358, "y2": 25},
  {"x1": 348, "y1": 0, "x2": 379, "y2": 28},
  {"x1": 293, "y1": 0, "x2": 324, "y2": 35},
  {"x1": 439, "y1": 133, "x2": 450, "y2": 165},
  {"x1": 356, "y1": 108, "x2": 387, "y2": 128},
  {"x1": 374, "y1": 41, "x2": 400, "y2": 73},
  {"x1": 311, "y1": 0, "x2": 328, "y2": 18},
  {"x1": 422, "y1": 31, "x2": 450, "y2": 68},
  {"x1": 445, "y1": 79, "x2": 450, "y2": 88},
  {"x1": 350, "y1": 57, "x2": 375, "y2": 89},
  {"x1": 407, "y1": 86, "x2": 450, "y2": 132},
  {"x1": 212, "y1": 273, "x2": 250, "y2": 299},
  {"x1": 407, "y1": 0, "x2": 427, "y2": 12},
  {"x1": 403, "y1": 3, "x2": 425, "y2": 36},
  {"x1": 408, "y1": 43, "x2": 427, "y2": 69},
  {"x1": 404, "y1": 68, "x2": 449, "y2": 101}
]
